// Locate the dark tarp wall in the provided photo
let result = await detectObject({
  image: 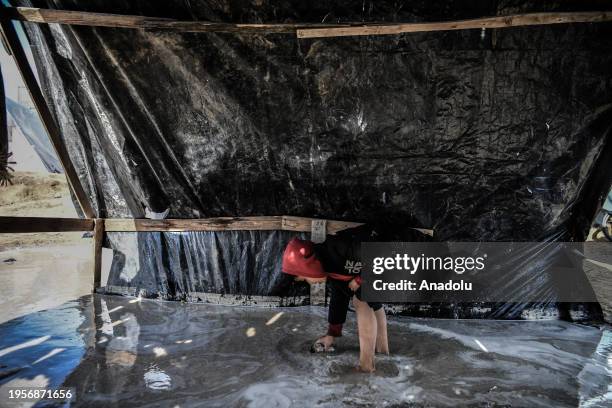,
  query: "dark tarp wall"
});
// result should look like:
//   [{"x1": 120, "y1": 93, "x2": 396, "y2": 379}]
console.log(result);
[{"x1": 13, "y1": 0, "x2": 612, "y2": 318}]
